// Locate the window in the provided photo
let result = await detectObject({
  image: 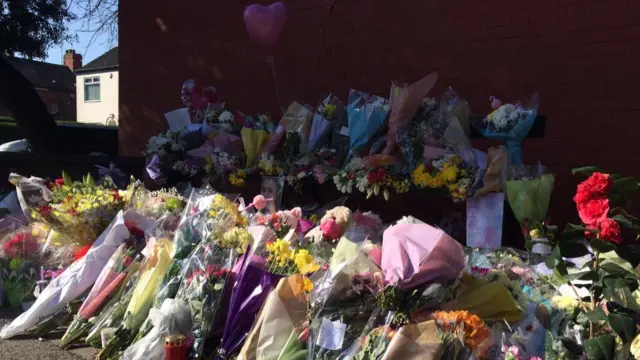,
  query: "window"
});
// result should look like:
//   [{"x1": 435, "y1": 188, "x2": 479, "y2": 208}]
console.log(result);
[{"x1": 84, "y1": 76, "x2": 100, "y2": 101}]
